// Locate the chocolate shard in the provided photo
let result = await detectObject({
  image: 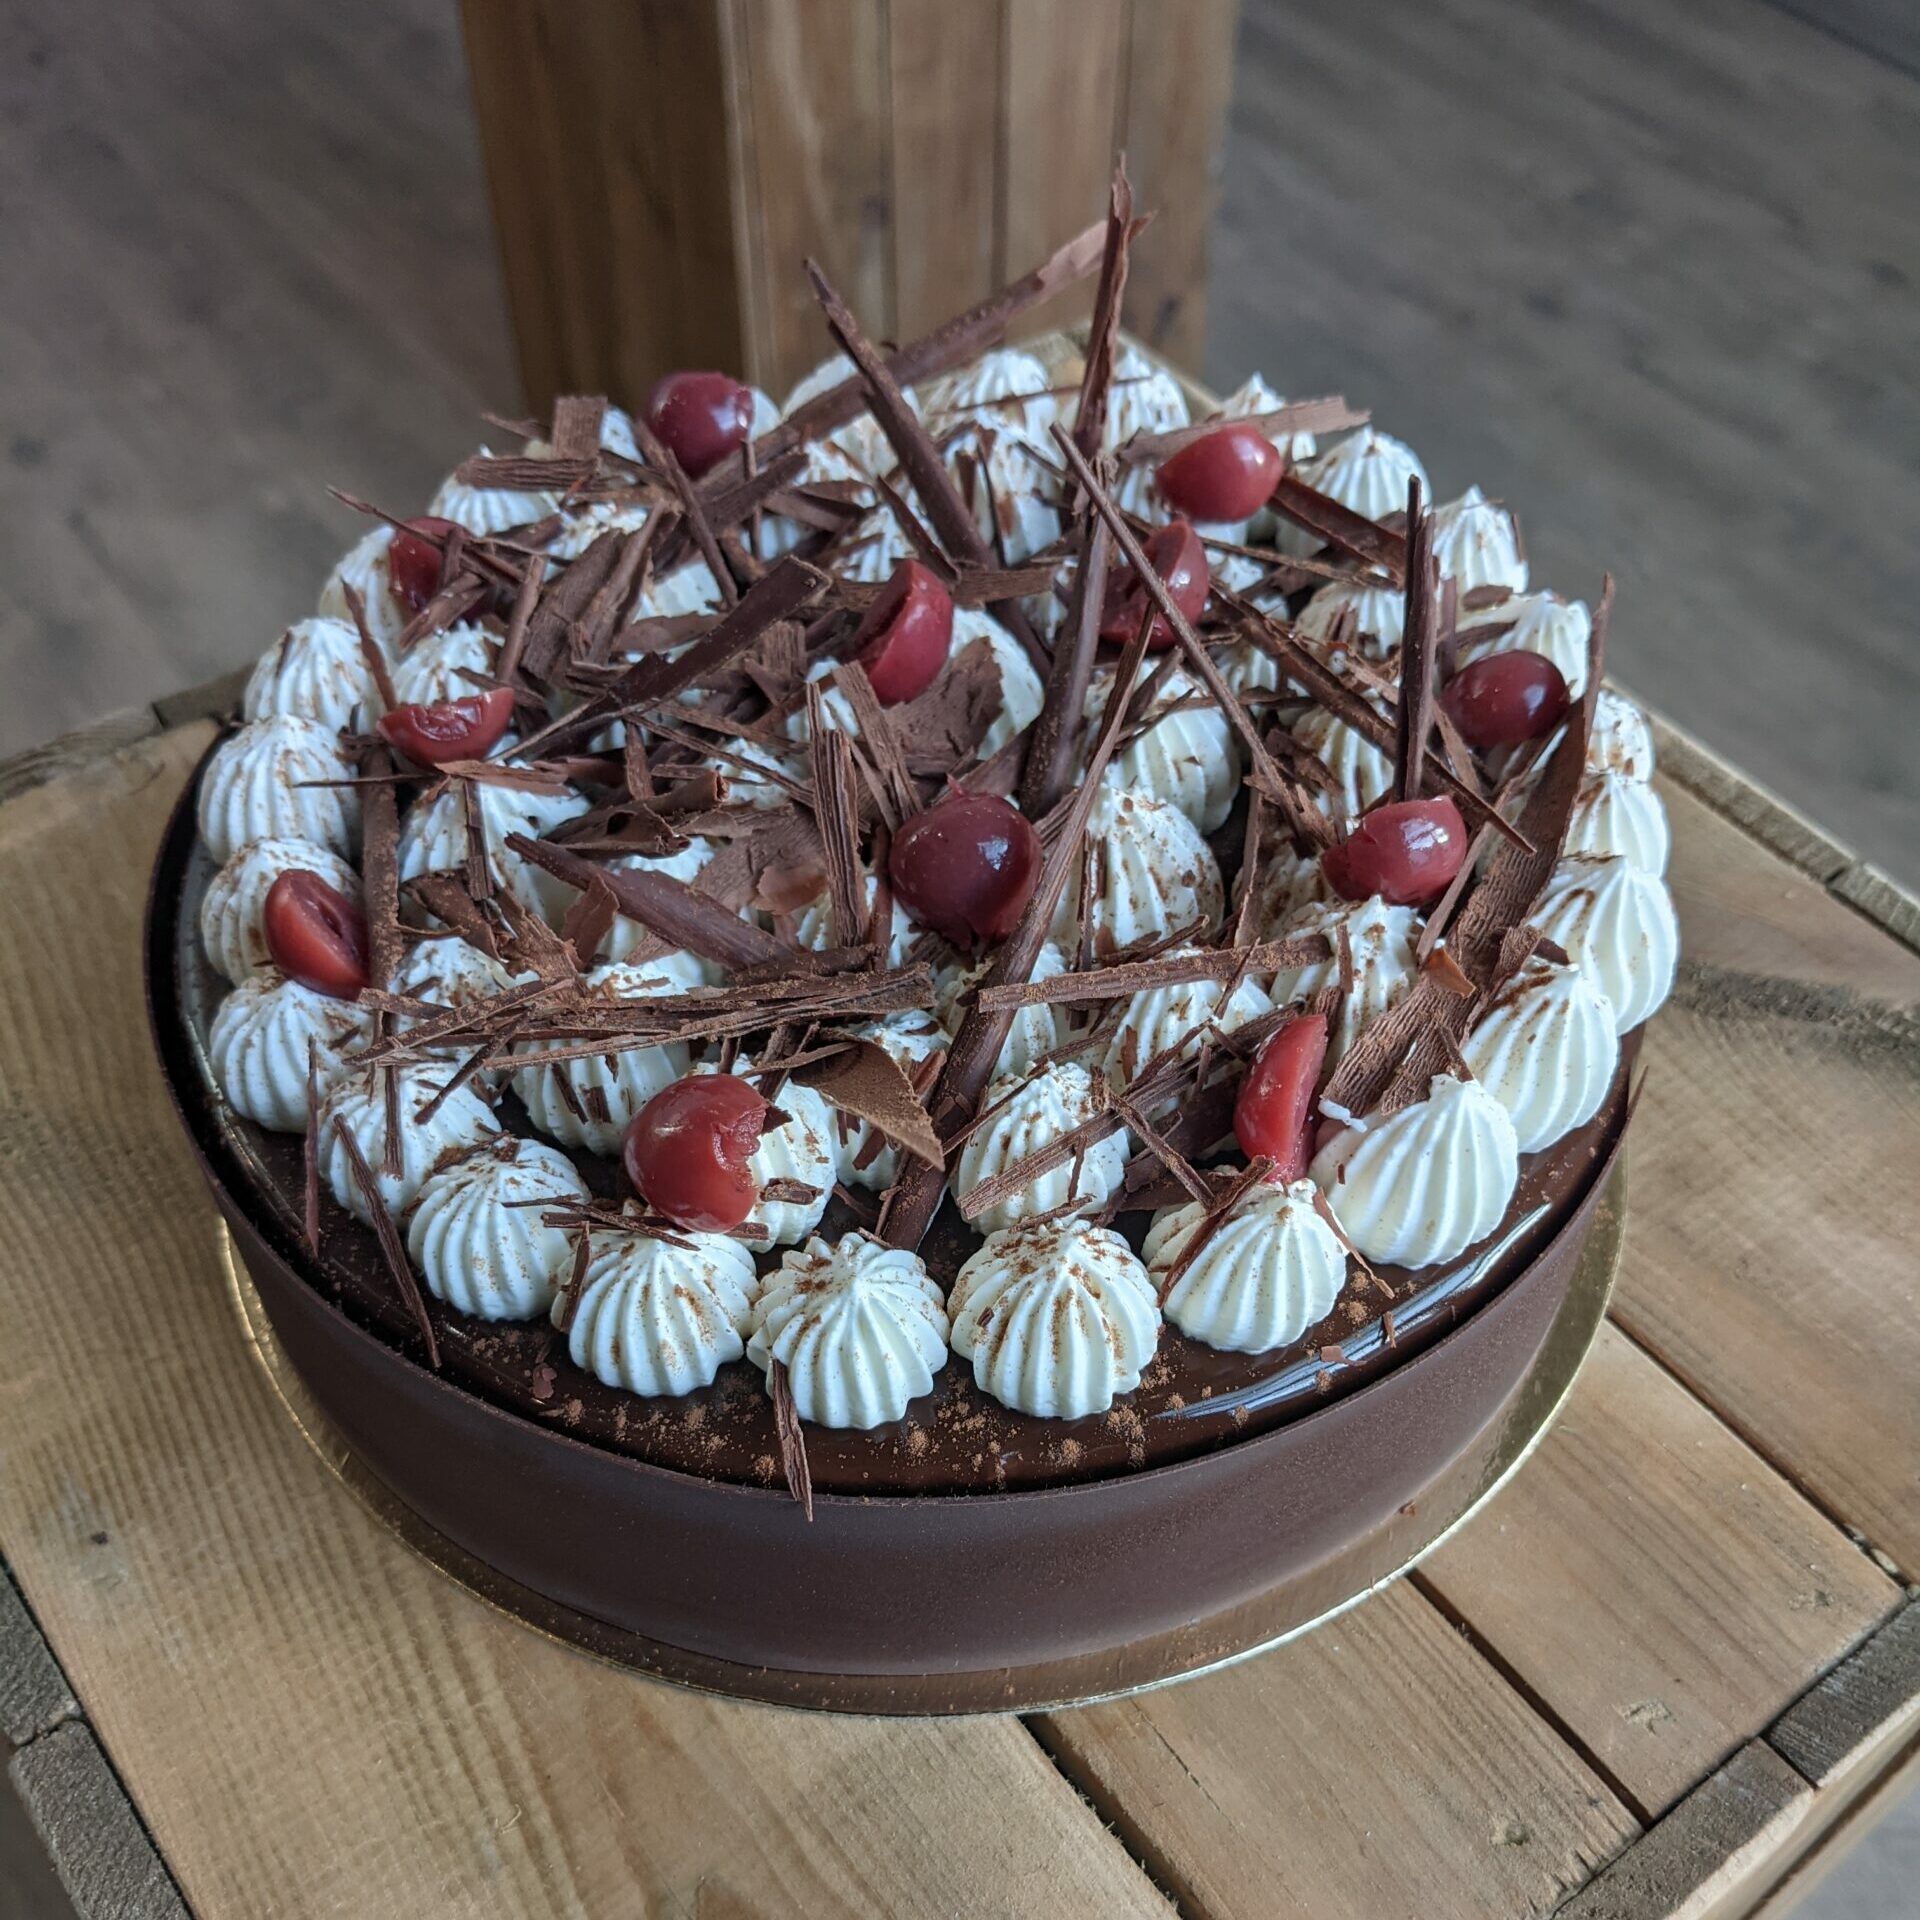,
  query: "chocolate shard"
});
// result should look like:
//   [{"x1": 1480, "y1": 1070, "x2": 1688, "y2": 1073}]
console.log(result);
[
  {"x1": 506, "y1": 833, "x2": 793, "y2": 975},
  {"x1": 333, "y1": 1116, "x2": 440, "y2": 1369},
  {"x1": 1019, "y1": 514, "x2": 1109, "y2": 819},
  {"x1": 768, "y1": 1358, "x2": 815, "y2": 1522},
  {"x1": 1071, "y1": 162, "x2": 1136, "y2": 461},
  {"x1": 1123, "y1": 398, "x2": 1371, "y2": 466},
  {"x1": 359, "y1": 745, "x2": 404, "y2": 993},
  {"x1": 1392, "y1": 478, "x2": 1438, "y2": 804},
  {"x1": 1269, "y1": 472, "x2": 1408, "y2": 582},
  {"x1": 793, "y1": 1039, "x2": 944, "y2": 1170}
]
